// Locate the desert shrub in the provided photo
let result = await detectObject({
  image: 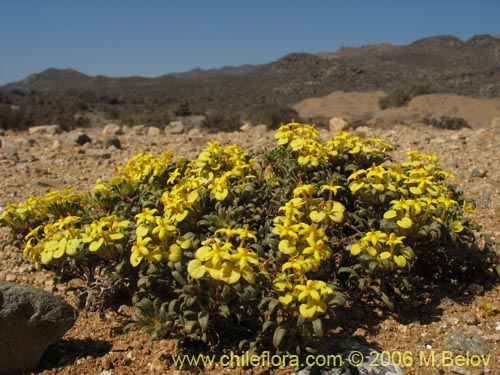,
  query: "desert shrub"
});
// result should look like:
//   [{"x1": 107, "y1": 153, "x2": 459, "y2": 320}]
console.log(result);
[
  {"x1": 379, "y1": 84, "x2": 435, "y2": 109},
  {"x1": 423, "y1": 116, "x2": 471, "y2": 130},
  {"x1": 246, "y1": 104, "x2": 300, "y2": 129},
  {"x1": 201, "y1": 110, "x2": 242, "y2": 133},
  {"x1": 1, "y1": 122, "x2": 497, "y2": 356}
]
